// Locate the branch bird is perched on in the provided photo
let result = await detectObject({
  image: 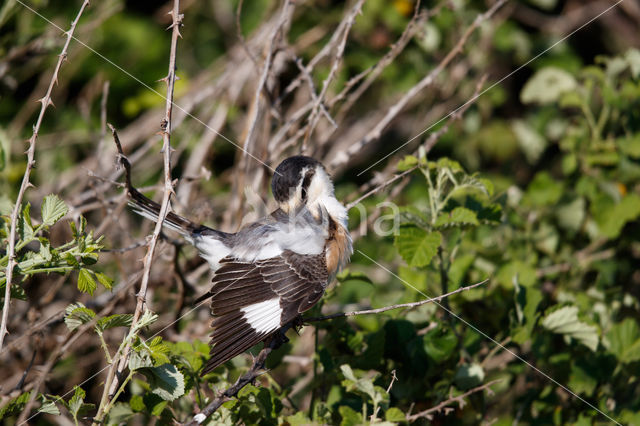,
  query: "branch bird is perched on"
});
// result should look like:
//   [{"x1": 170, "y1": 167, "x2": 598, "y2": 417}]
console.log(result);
[{"x1": 125, "y1": 156, "x2": 352, "y2": 375}]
